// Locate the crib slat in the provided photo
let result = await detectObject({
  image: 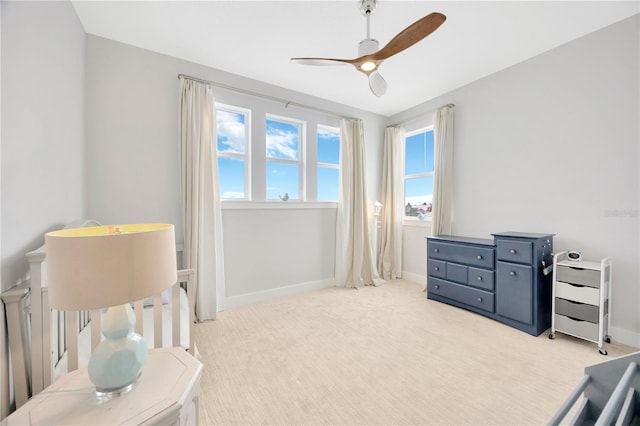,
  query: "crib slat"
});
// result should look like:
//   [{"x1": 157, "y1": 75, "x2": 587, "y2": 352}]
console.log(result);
[
  {"x1": 27, "y1": 252, "x2": 46, "y2": 395},
  {"x1": 172, "y1": 284, "x2": 181, "y2": 347},
  {"x1": 91, "y1": 309, "x2": 101, "y2": 351},
  {"x1": 153, "y1": 294, "x2": 163, "y2": 348},
  {"x1": 178, "y1": 268, "x2": 195, "y2": 355},
  {"x1": 57, "y1": 311, "x2": 65, "y2": 362},
  {"x1": 42, "y1": 290, "x2": 52, "y2": 389},
  {"x1": 134, "y1": 300, "x2": 143, "y2": 336},
  {"x1": 66, "y1": 312, "x2": 78, "y2": 372}
]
